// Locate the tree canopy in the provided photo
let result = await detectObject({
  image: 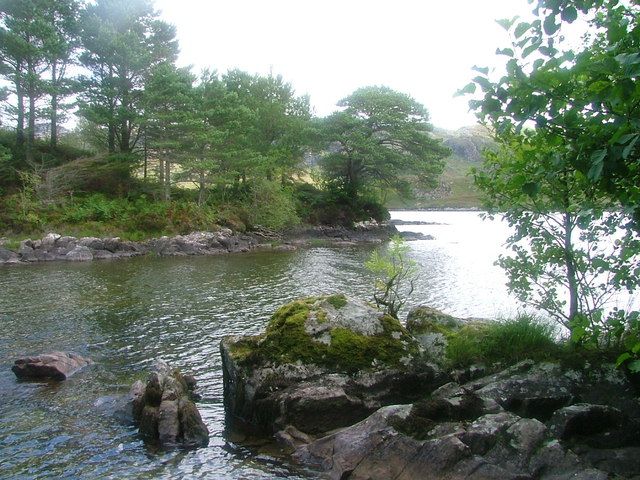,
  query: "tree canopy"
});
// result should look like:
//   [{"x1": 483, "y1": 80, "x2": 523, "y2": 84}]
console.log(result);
[
  {"x1": 464, "y1": 0, "x2": 640, "y2": 363},
  {"x1": 320, "y1": 86, "x2": 449, "y2": 200},
  {"x1": 464, "y1": 0, "x2": 640, "y2": 225}
]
